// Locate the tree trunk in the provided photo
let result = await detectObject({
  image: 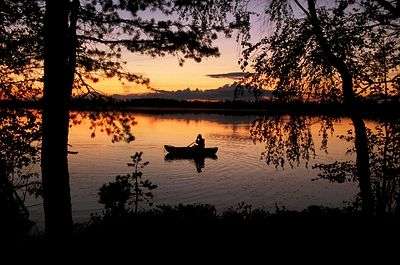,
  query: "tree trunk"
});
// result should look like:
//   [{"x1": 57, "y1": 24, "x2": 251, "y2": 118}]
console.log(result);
[
  {"x1": 42, "y1": 0, "x2": 73, "y2": 237},
  {"x1": 342, "y1": 72, "x2": 355, "y2": 106},
  {"x1": 352, "y1": 114, "x2": 374, "y2": 215},
  {"x1": 307, "y1": 0, "x2": 372, "y2": 213}
]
